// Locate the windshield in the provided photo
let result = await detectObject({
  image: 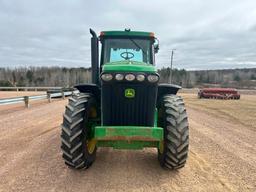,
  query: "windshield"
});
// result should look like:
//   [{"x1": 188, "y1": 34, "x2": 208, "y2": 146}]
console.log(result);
[{"x1": 102, "y1": 38, "x2": 153, "y2": 64}]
